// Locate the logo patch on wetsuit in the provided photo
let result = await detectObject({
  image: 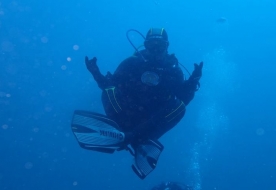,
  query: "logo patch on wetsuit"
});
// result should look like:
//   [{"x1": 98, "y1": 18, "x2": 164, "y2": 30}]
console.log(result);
[{"x1": 141, "y1": 71, "x2": 159, "y2": 86}]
